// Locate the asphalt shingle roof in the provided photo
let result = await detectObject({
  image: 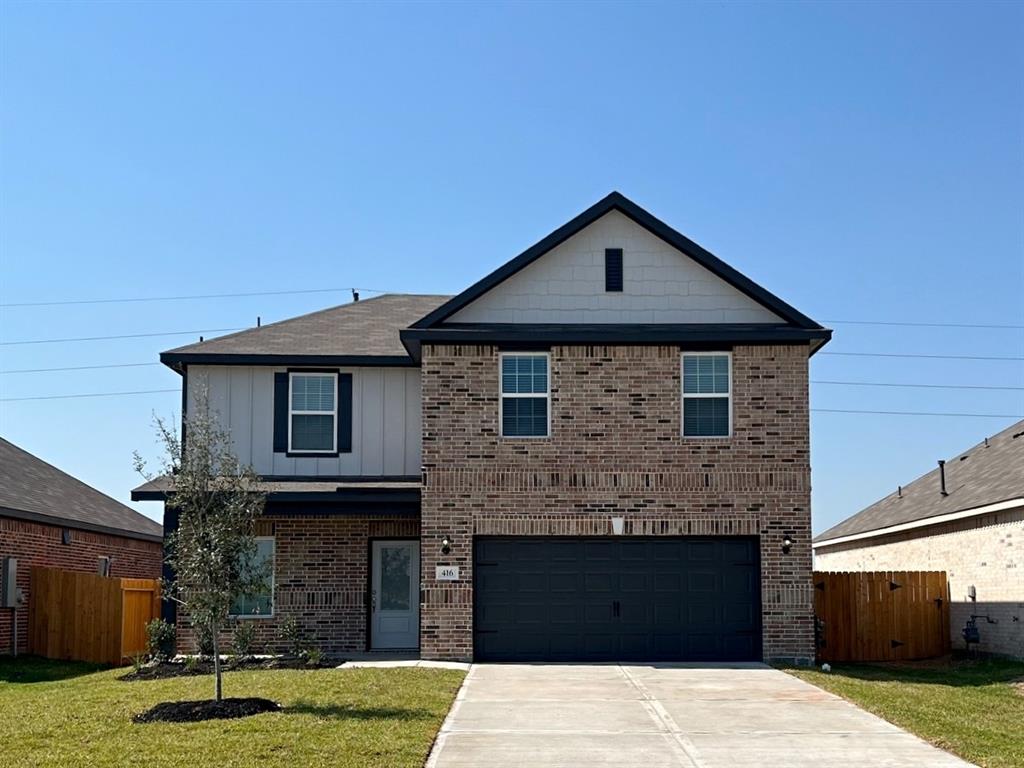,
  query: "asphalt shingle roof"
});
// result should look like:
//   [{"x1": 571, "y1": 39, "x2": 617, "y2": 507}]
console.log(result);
[
  {"x1": 162, "y1": 294, "x2": 450, "y2": 361},
  {"x1": 815, "y1": 419, "x2": 1024, "y2": 543},
  {"x1": 0, "y1": 438, "x2": 162, "y2": 542}
]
